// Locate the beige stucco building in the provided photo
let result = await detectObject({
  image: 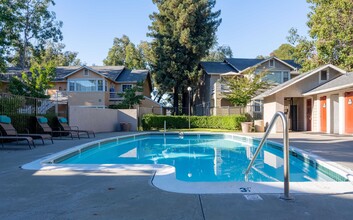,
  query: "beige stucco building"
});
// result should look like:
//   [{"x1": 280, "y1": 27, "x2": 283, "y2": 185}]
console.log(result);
[
  {"x1": 1, "y1": 65, "x2": 160, "y2": 109},
  {"x1": 256, "y1": 64, "x2": 348, "y2": 133}
]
